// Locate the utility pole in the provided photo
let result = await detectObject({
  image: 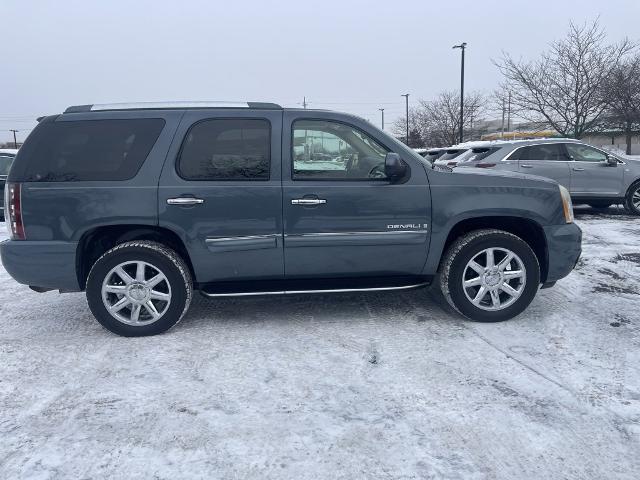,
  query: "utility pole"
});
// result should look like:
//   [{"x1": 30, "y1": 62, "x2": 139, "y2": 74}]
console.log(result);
[
  {"x1": 452, "y1": 42, "x2": 467, "y2": 144},
  {"x1": 9, "y1": 129, "x2": 19, "y2": 149},
  {"x1": 302, "y1": 96, "x2": 307, "y2": 109},
  {"x1": 379, "y1": 108, "x2": 385, "y2": 130},
  {"x1": 501, "y1": 98, "x2": 506, "y2": 138},
  {"x1": 401, "y1": 94, "x2": 409, "y2": 144},
  {"x1": 507, "y1": 90, "x2": 511, "y2": 133}
]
